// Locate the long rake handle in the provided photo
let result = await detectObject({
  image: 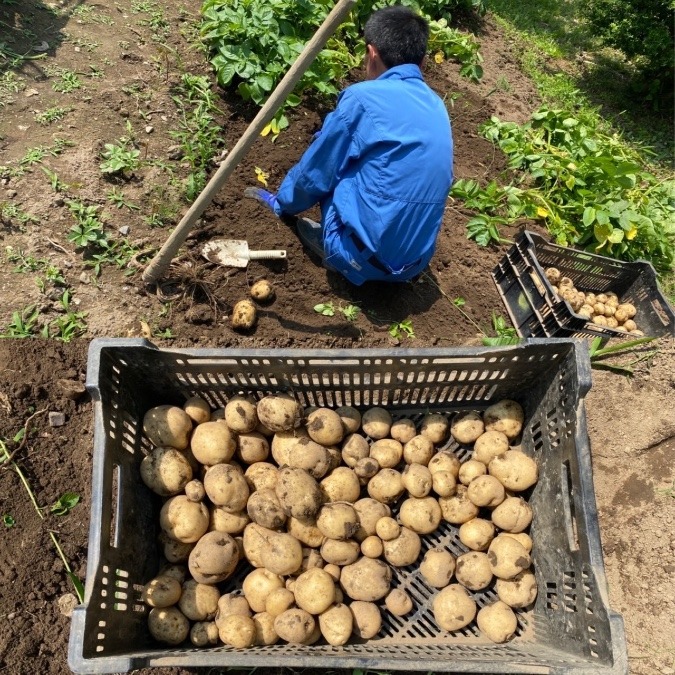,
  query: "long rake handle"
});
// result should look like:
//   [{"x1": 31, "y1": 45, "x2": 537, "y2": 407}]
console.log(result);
[{"x1": 142, "y1": 0, "x2": 357, "y2": 284}]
